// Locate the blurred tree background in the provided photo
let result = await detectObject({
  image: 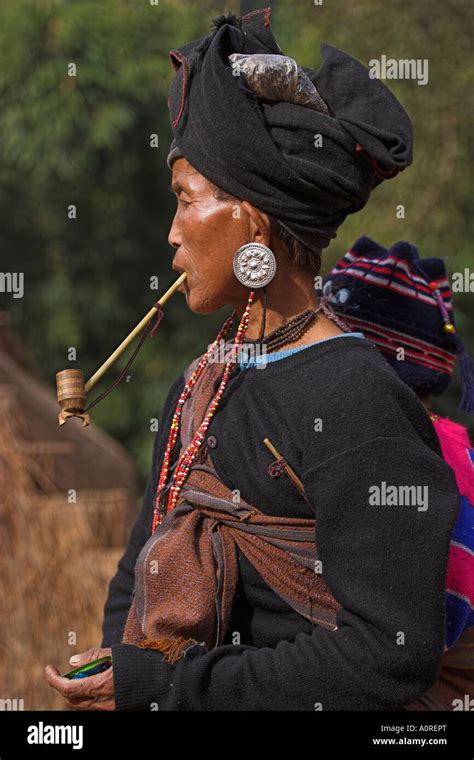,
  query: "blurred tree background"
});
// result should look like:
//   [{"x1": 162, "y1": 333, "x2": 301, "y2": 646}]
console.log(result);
[{"x1": 0, "y1": 0, "x2": 472, "y2": 486}]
